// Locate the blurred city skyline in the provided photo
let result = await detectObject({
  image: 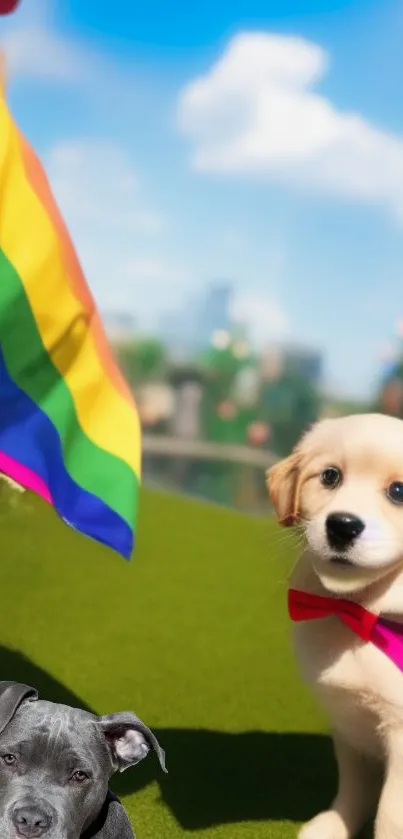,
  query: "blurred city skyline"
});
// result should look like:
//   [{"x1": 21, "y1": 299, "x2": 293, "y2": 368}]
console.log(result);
[
  {"x1": 104, "y1": 279, "x2": 323, "y2": 388},
  {"x1": 2, "y1": 0, "x2": 403, "y2": 400}
]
